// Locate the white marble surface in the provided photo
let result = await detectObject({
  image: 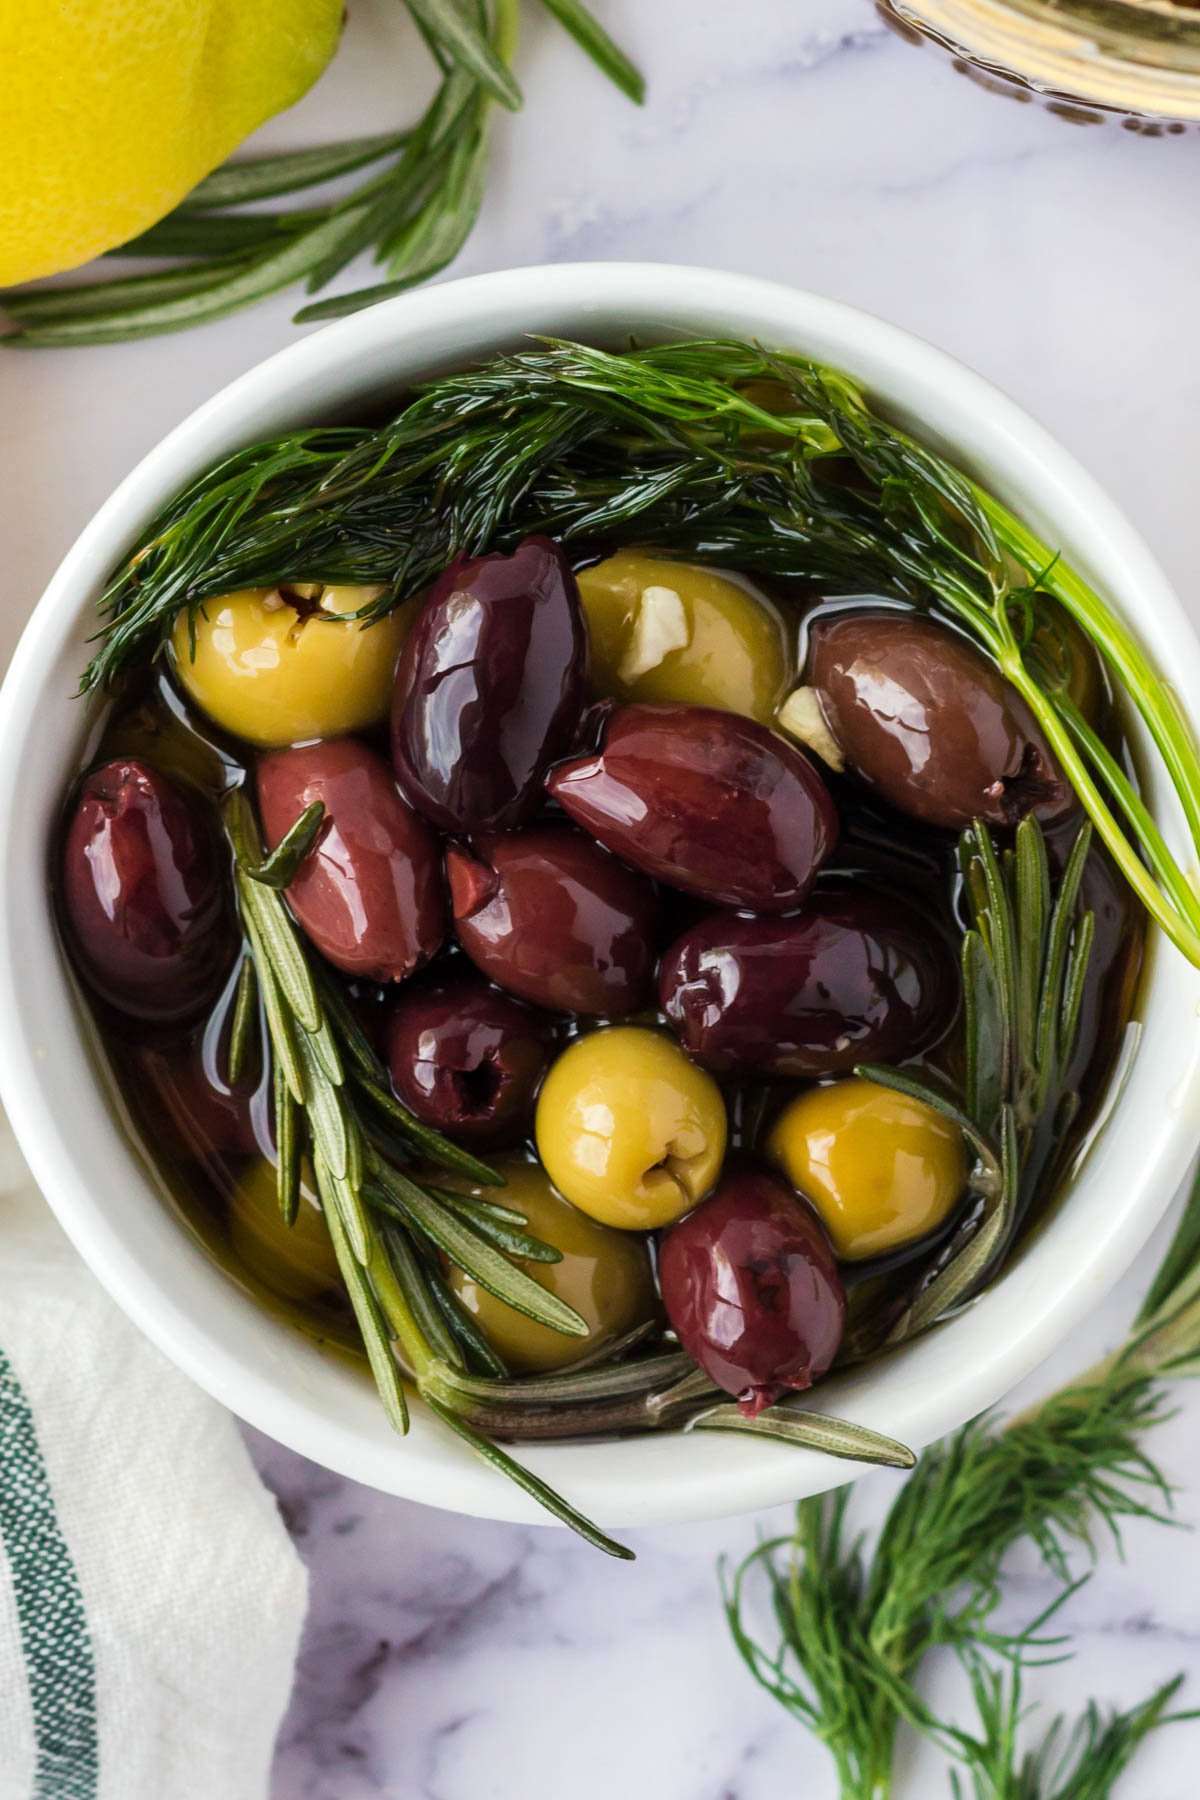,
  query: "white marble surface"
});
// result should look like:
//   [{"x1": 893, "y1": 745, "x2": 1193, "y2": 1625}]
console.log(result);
[{"x1": 6, "y1": 1, "x2": 1200, "y2": 1793}]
